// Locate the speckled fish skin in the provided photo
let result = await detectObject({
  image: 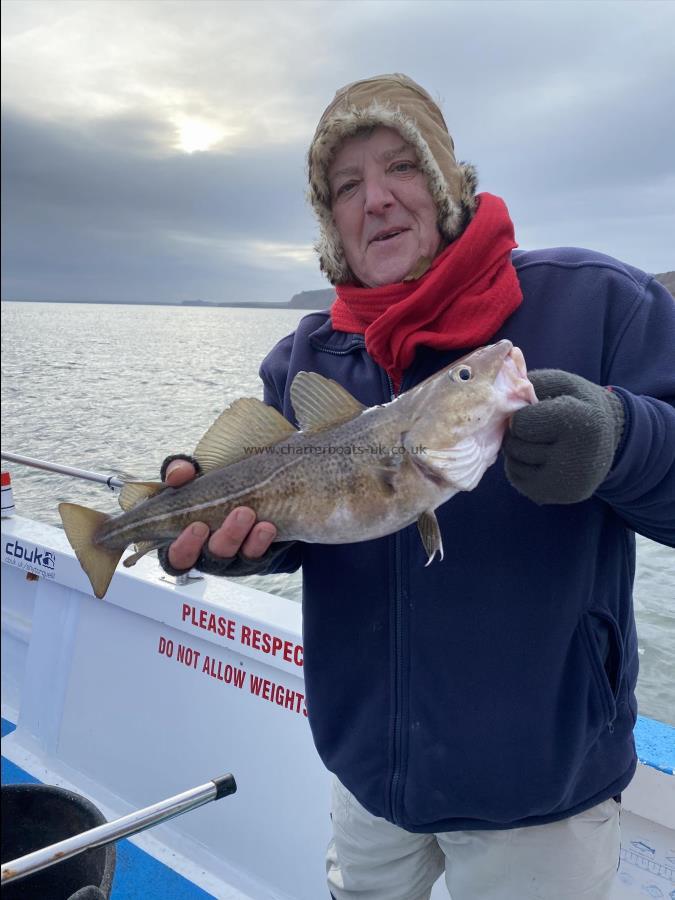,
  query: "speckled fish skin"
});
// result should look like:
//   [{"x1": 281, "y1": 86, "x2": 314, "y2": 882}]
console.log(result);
[{"x1": 96, "y1": 340, "x2": 535, "y2": 552}]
